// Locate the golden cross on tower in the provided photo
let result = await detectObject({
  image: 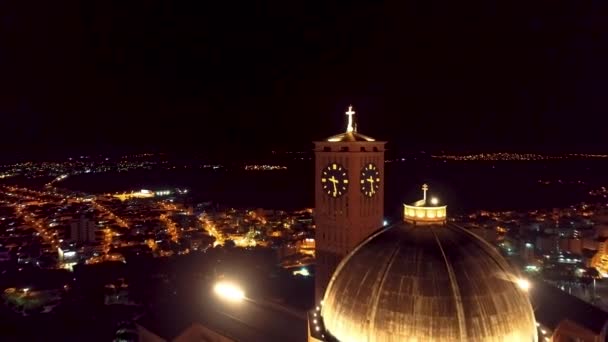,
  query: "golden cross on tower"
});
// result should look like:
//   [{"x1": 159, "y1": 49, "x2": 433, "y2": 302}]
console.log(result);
[
  {"x1": 345, "y1": 105, "x2": 355, "y2": 133},
  {"x1": 422, "y1": 184, "x2": 428, "y2": 202}
]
